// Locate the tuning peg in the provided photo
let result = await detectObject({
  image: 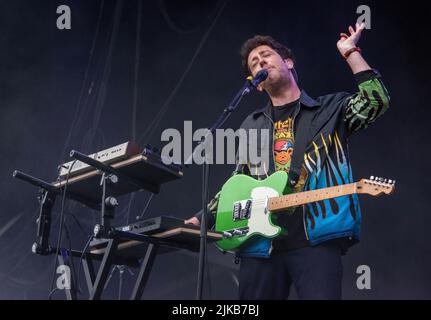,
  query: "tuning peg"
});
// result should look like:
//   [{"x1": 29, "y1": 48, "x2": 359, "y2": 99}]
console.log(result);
[
  {"x1": 384, "y1": 178, "x2": 388, "y2": 183},
  {"x1": 388, "y1": 179, "x2": 393, "y2": 184},
  {"x1": 370, "y1": 175, "x2": 375, "y2": 181}
]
